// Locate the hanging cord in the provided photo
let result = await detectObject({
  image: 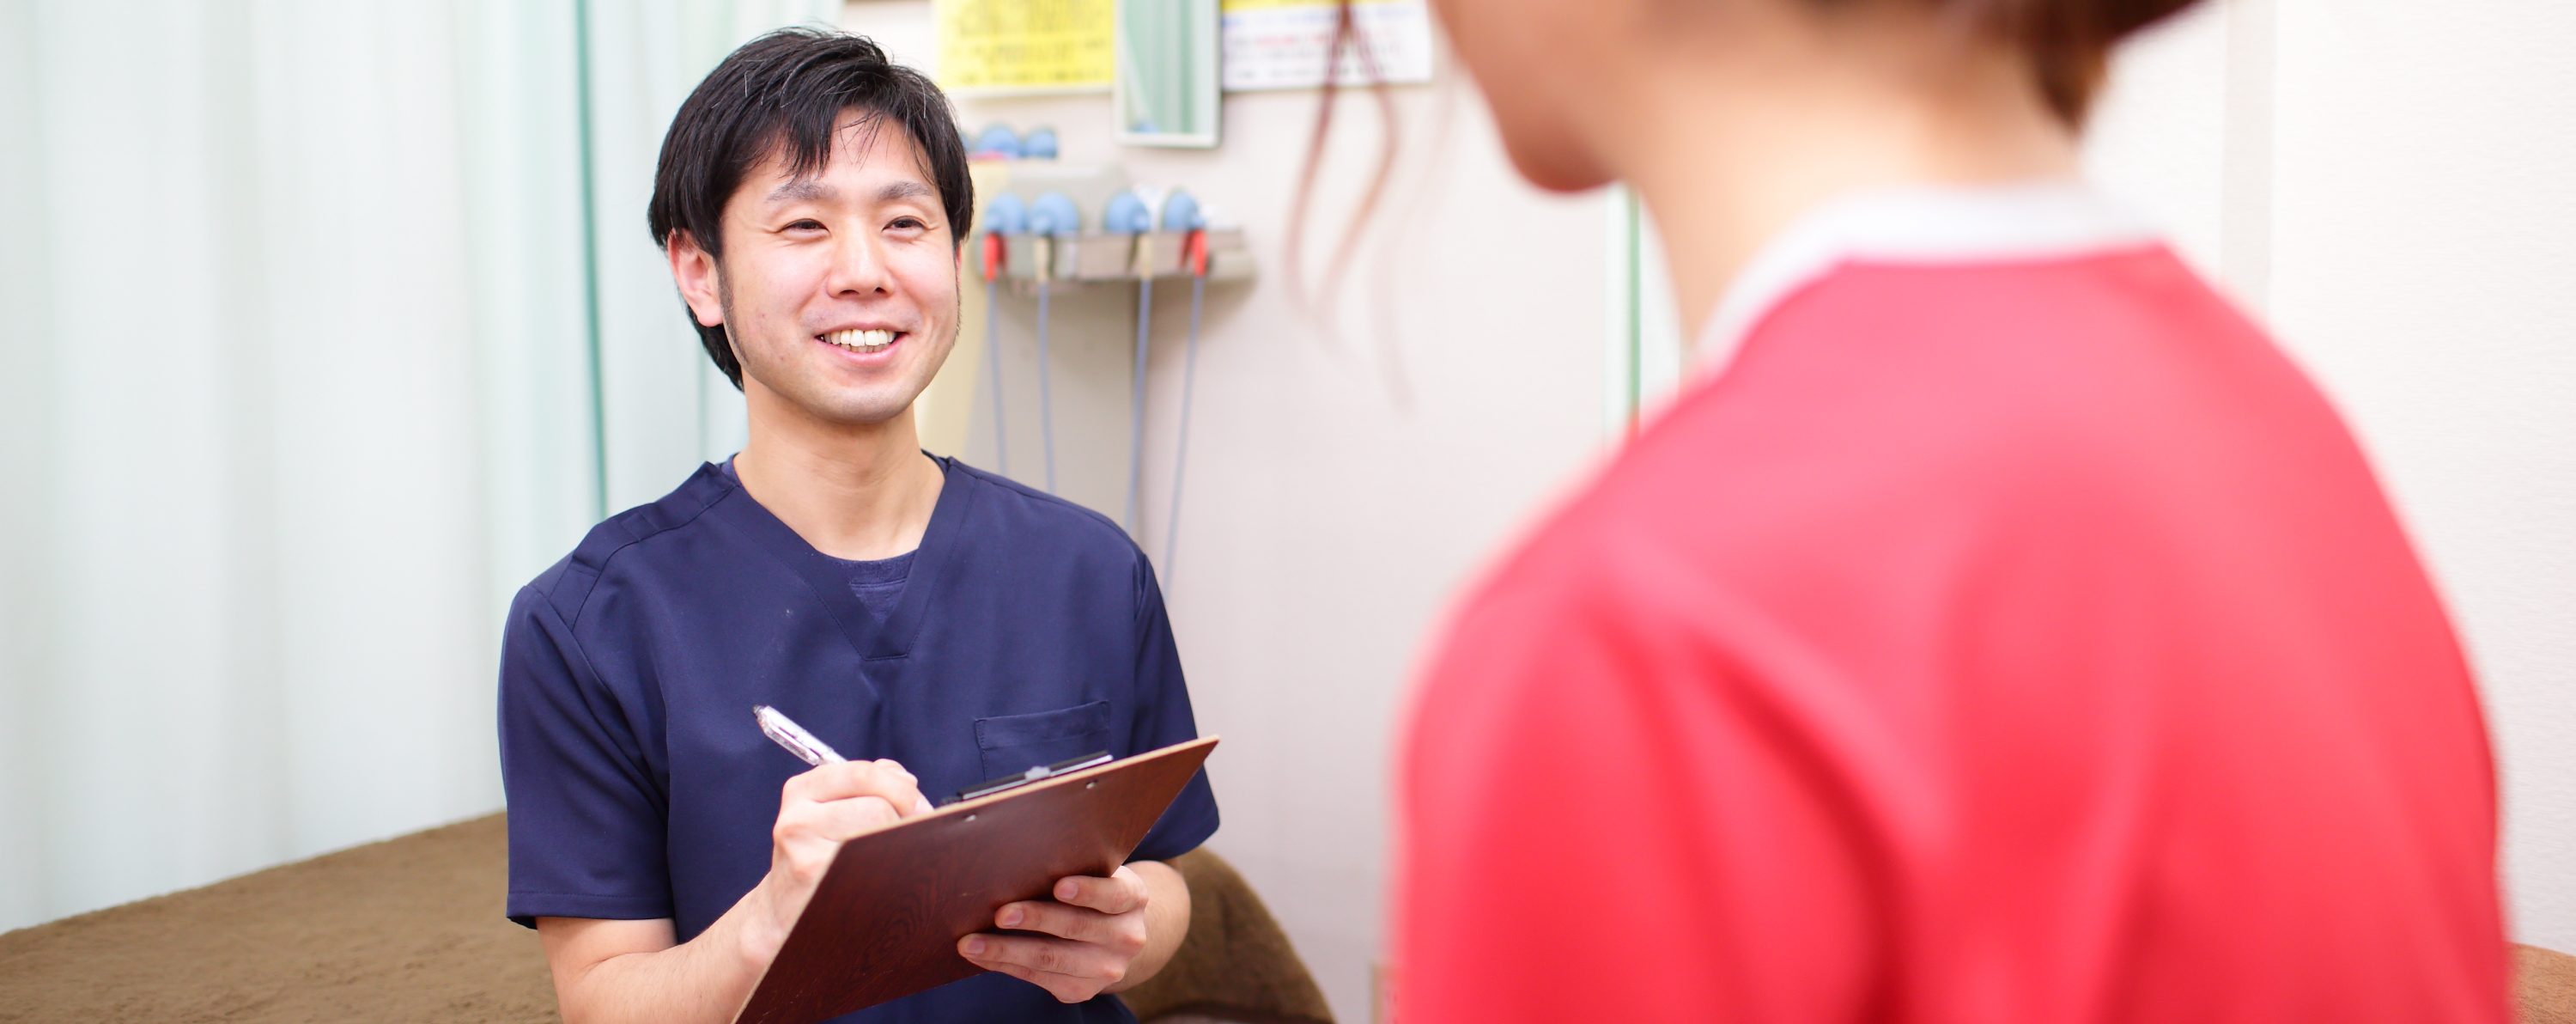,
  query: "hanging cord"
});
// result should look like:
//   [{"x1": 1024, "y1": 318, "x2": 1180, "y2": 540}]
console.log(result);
[
  {"x1": 1163, "y1": 229, "x2": 1209, "y2": 578},
  {"x1": 1102, "y1": 188, "x2": 1161, "y2": 539},
  {"x1": 980, "y1": 232, "x2": 1009, "y2": 475},
  {"x1": 1025, "y1": 192, "x2": 1080, "y2": 497},
  {"x1": 1035, "y1": 256, "x2": 1058, "y2": 494},
  {"x1": 1123, "y1": 246, "x2": 1154, "y2": 535}
]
